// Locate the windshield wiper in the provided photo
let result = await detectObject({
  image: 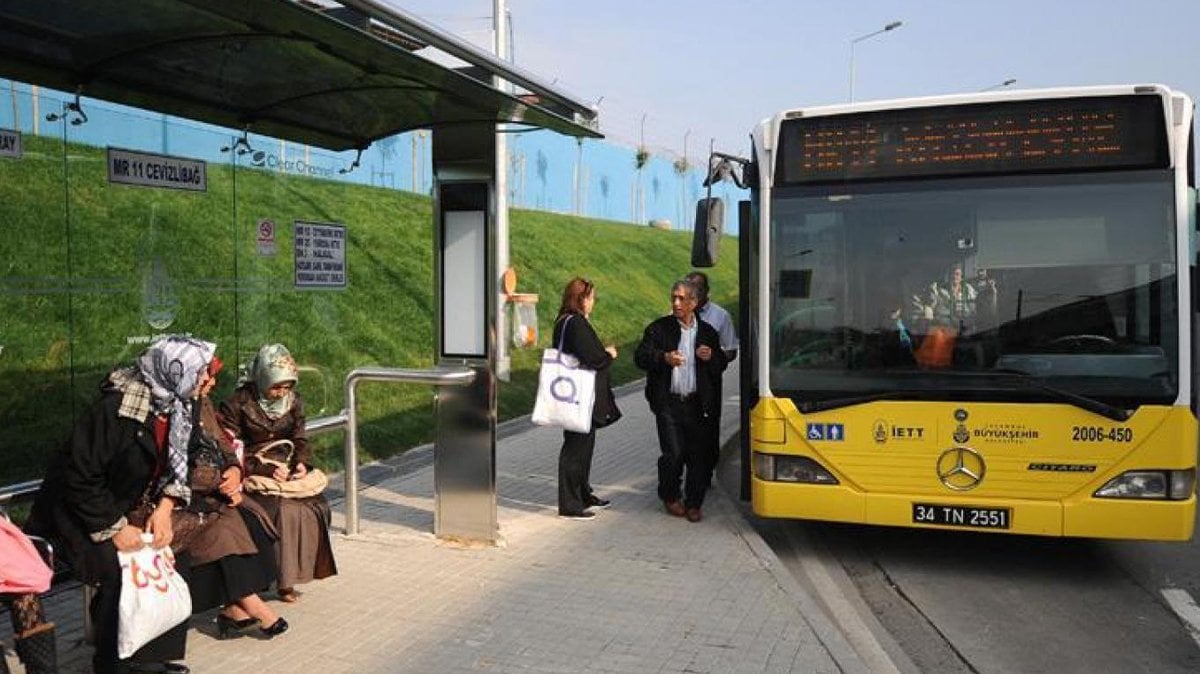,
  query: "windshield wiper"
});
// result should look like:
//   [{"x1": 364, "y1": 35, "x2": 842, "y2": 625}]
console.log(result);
[
  {"x1": 980, "y1": 369, "x2": 1132, "y2": 422},
  {"x1": 799, "y1": 390, "x2": 912, "y2": 414},
  {"x1": 796, "y1": 373, "x2": 1132, "y2": 421}
]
